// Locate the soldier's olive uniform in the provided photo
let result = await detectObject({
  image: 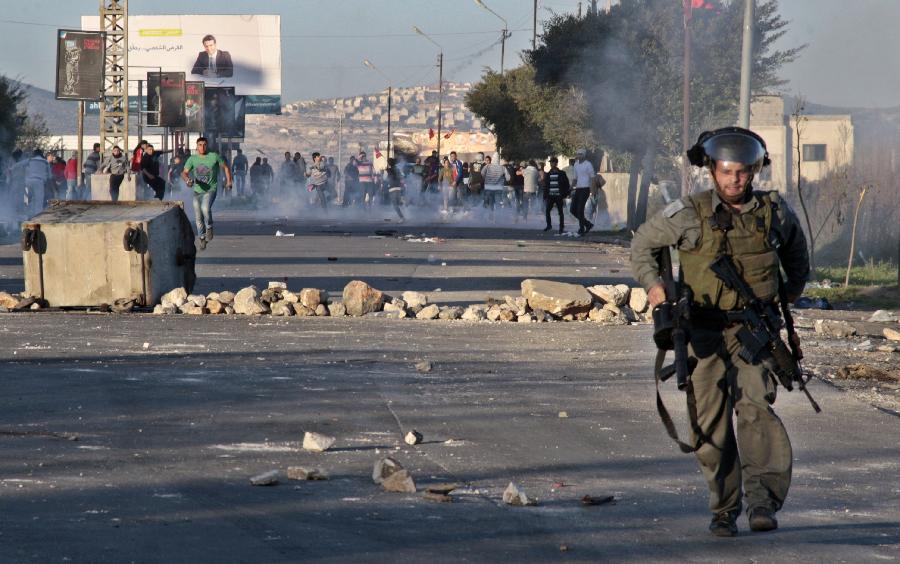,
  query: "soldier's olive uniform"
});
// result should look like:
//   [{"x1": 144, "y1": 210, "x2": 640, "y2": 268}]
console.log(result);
[{"x1": 630, "y1": 187, "x2": 809, "y2": 518}]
